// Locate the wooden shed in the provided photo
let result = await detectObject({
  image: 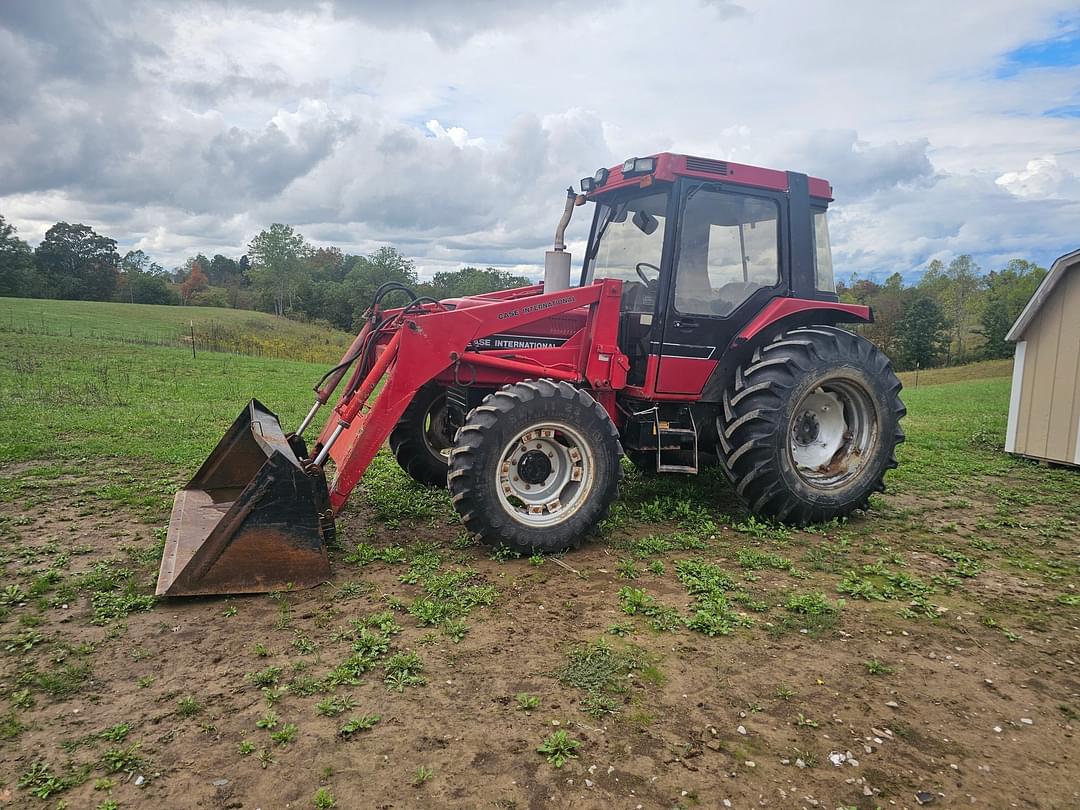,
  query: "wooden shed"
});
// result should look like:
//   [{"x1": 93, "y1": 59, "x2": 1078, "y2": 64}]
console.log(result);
[{"x1": 1004, "y1": 248, "x2": 1080, "y2": 466}]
